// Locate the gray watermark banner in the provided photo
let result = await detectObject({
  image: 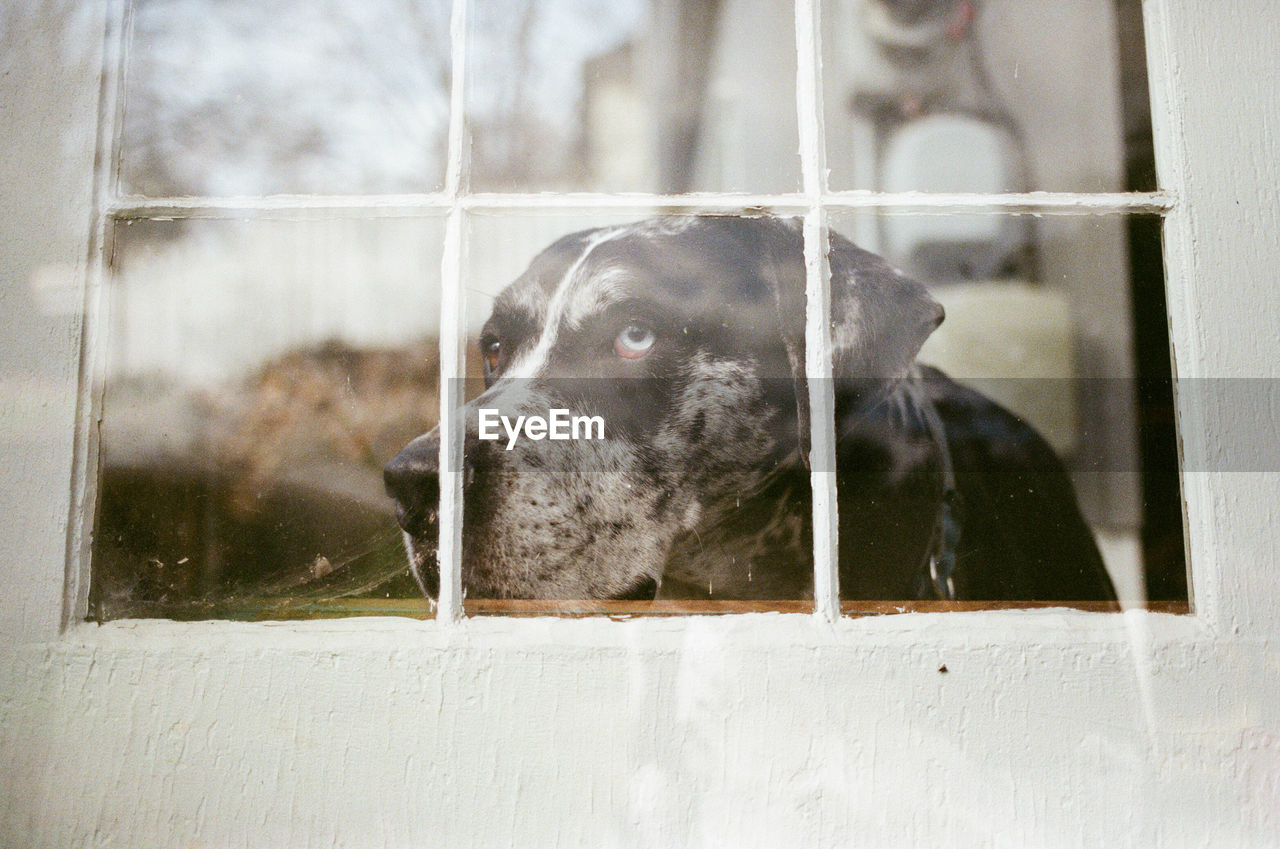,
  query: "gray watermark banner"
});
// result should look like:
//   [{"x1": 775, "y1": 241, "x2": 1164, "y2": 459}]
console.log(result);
[{"x1": 432, "y1": 377, "x2": 1280, "y2": 474}]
